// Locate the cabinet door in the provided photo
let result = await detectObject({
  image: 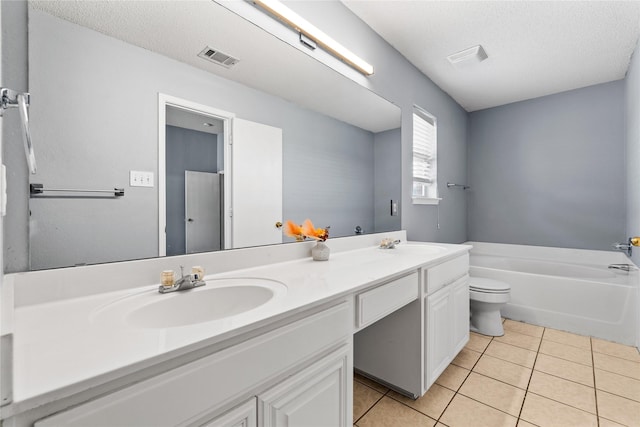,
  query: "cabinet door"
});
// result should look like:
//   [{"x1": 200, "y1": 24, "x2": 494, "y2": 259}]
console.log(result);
[
  {"x1": 259, "y1": 346, "x2": 351, "y2": 427},
  {"x1": 201, "y1": 398, "x2": 257, "y2": 427},
  {"x1": 451, "y1": 276, "x2": 470, "y2": 356},
  {"x1": 425, "y1": 288, "x2": 452, "y2": 389}
]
